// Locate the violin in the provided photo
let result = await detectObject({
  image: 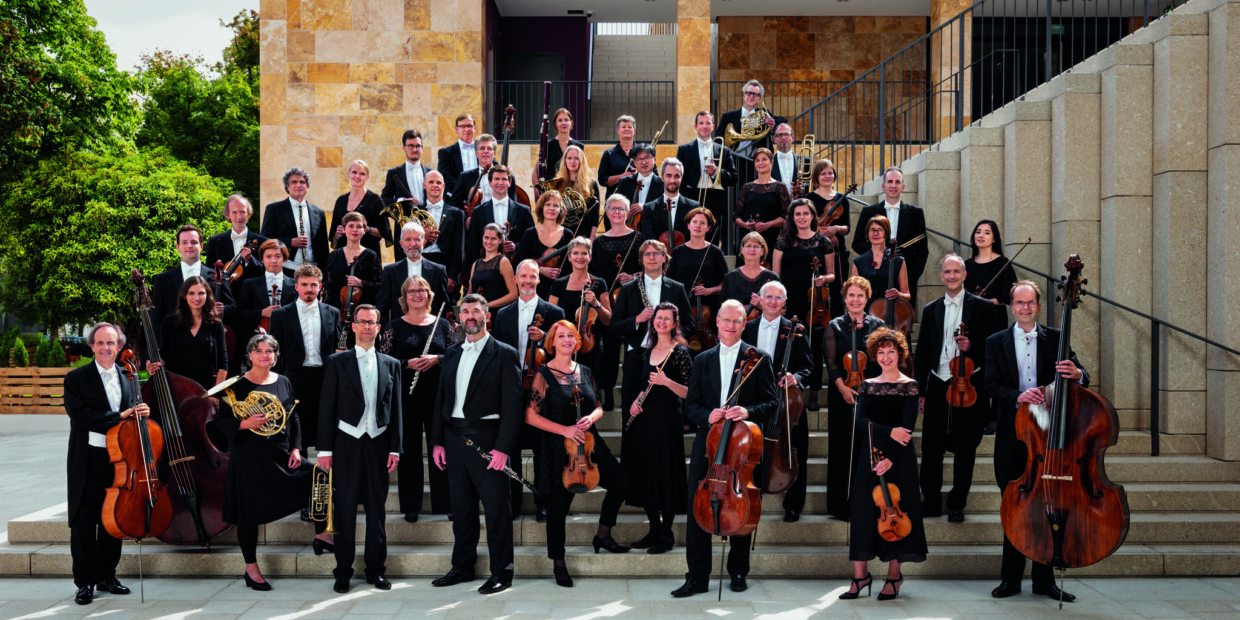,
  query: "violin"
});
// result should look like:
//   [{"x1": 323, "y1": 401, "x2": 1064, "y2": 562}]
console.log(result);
[
  {"x1": 338, "y1": 255, "x2": 362, "y2": 306},
  {"x1": 575, "y1": 276, "x2": 599, "y2": 354},
  {"x1": 869, "y1": 423, "x2": 912, "y2": 542},
  {"x1": 221, "y1": 239, "x2": 260, "y2": 285},
  {"x1": 817, "y1": 184, "x2": 859, "y2": 234},
  {"x1": 102, "y1": 349, "x2": 174, "y2": 541},
  {"x1": 693, "y1": 348, "x2": 765, "y2": 538},
  {"x1": 609, "y1": 237, "x2": 640, "y2": 299},
  {"x1": 842, "y1": 315, "x2": 868, "y2": 392},
  {"x1": 865, "y1": 238, "x2": 915, "y2": 373},
  {"x1": 561, "y1": 378, "x2": 600, "y2": 493},
  {"x1": 808, "y1": 257, "x2": 831, "y2": 331},
  {"x1": 463, "y1": 165, "x2": 490, "y2": 218},
  {"x1": 762, "y1": 318, "x2": 805, "y2": 495},
  {"x1": 522, "y1": 313, "x2": 546, "y2": 390},
  {"x1": 946, "y1": 324, "x2": 977, "y2": 411},
  {"x1": 258, "y1": 283, "x2": 279, "y2": 334},
  {"x1": 1002, "y1": 256, "x2": 1129, "y2": 583}
]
